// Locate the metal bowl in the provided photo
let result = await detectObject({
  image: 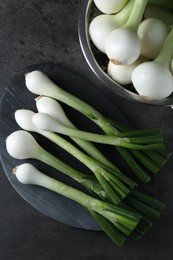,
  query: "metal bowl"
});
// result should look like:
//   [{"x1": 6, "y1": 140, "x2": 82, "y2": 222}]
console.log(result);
[{"x1": 78, "y1": 0, "x2": 173, "y2": 107}]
